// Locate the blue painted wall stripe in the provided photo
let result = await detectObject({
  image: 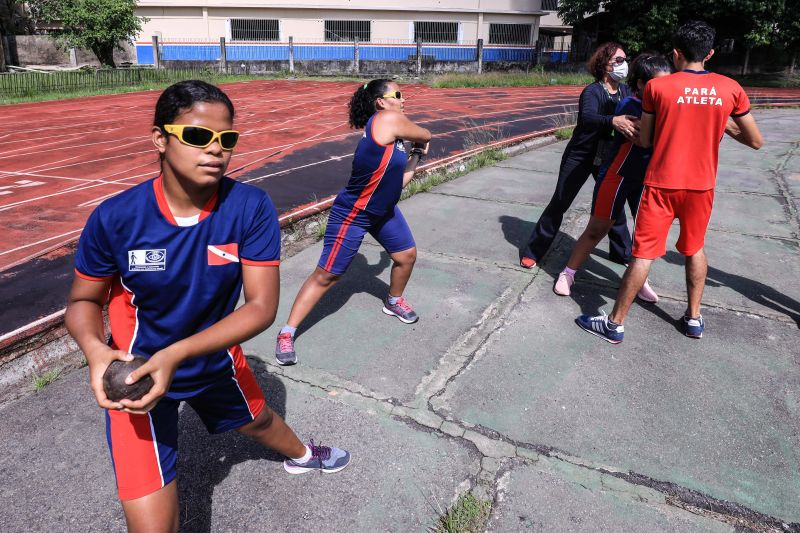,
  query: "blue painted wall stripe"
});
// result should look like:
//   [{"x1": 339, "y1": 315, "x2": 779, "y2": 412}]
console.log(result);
[{"x1": 136, "y1": 44, "x2": 539, "y2": 64}]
